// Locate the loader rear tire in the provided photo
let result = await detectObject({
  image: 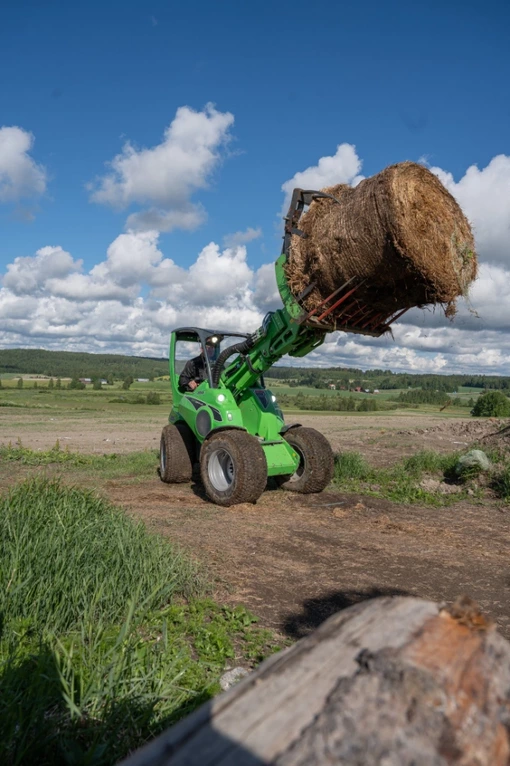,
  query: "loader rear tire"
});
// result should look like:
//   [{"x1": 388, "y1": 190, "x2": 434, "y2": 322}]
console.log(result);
[
  {"x1": 200, "y1": 430, "x2": 267, "y2": 506},
  {"x1": 160, "y1": 422, "x2": 196, "y2": 483},
  {"x1": 276, "y1": 426, "x2": 334, "y2": 494}
]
